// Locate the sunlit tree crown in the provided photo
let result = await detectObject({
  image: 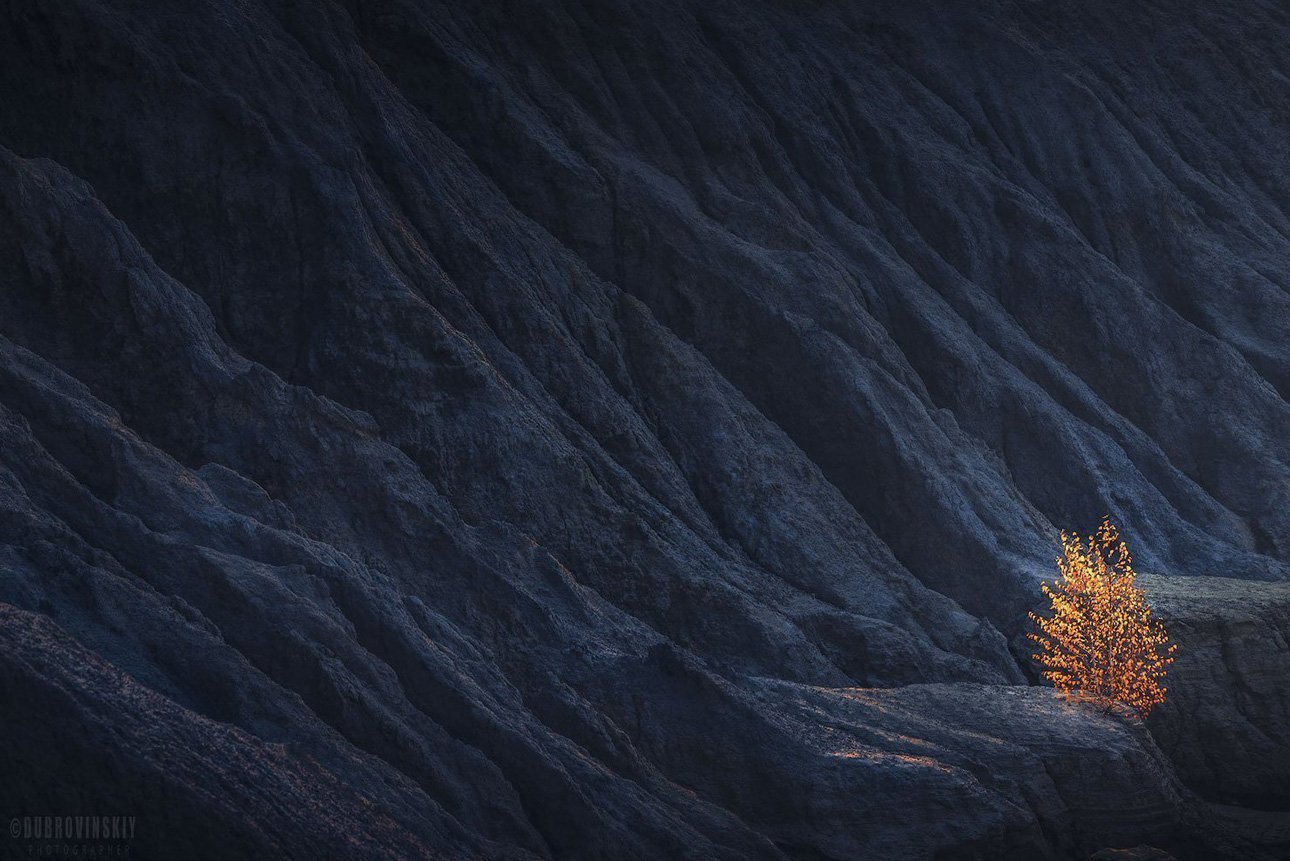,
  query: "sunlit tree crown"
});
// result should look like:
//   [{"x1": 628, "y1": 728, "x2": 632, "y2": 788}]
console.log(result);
[{"x1": 1028, "y1": 518, "x2": 1176, "y2": 717}]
